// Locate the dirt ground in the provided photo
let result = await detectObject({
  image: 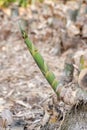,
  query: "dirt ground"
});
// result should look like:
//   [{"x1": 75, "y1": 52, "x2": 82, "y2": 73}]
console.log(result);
[{"x1": 0, "y1": 0, "x2": 87, "y2": 129}]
